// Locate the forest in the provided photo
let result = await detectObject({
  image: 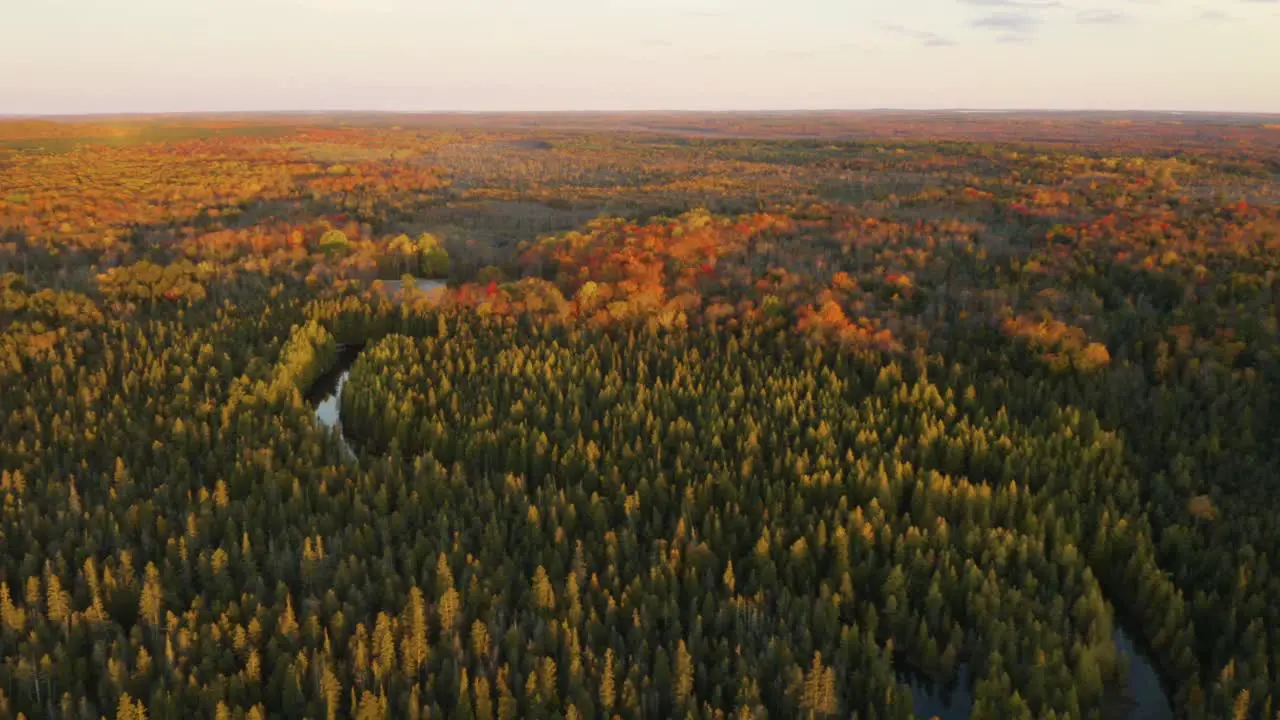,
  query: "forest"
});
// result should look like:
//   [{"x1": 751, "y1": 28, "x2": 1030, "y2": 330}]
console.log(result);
[{"x1": 1, "y1": 112, "x2": 1280, "y2": 719}]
